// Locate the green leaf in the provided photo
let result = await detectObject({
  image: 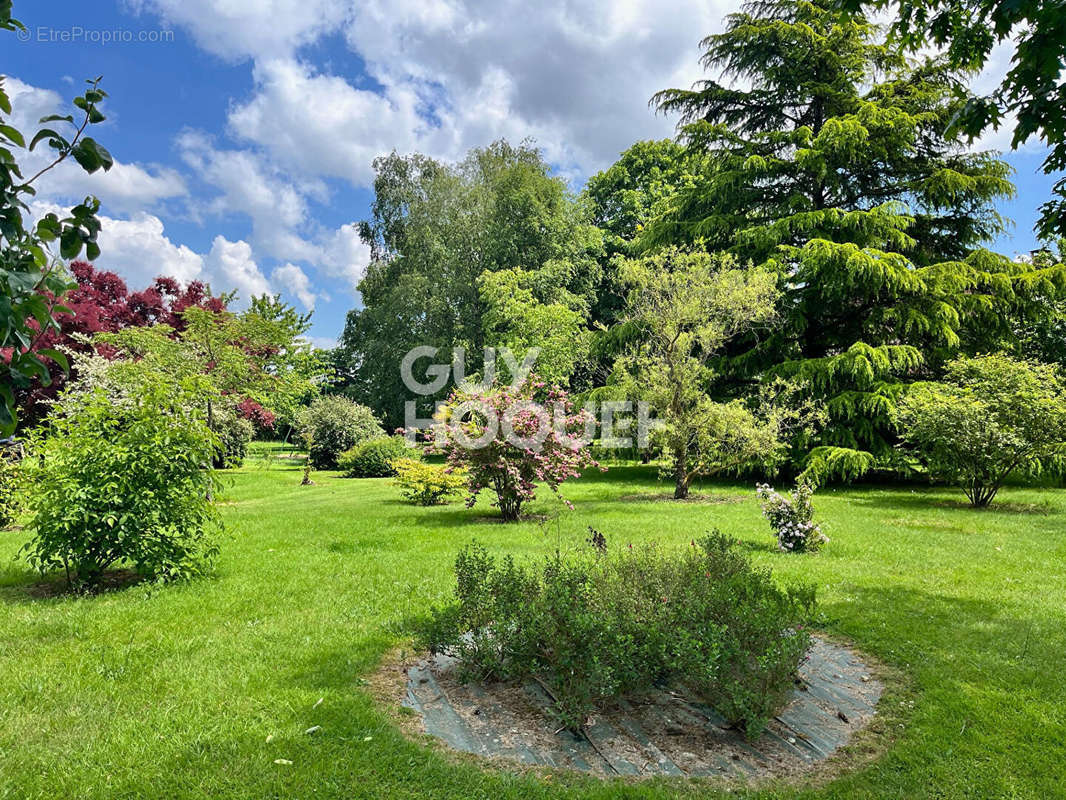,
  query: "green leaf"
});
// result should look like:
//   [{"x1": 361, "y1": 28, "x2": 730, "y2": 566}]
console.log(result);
[
  {"x1": 37, "y1": 348, "x2": 69, "y2": 372},
  {"x1": 0, "y1": 123, "x2": 24, "y2": 147},
  {"x1": 28, "y1": 128, "x2": 65, "y2": 152},
  {"x1": 60, "y1": 227, "x2": 83, "y2": 260}
]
